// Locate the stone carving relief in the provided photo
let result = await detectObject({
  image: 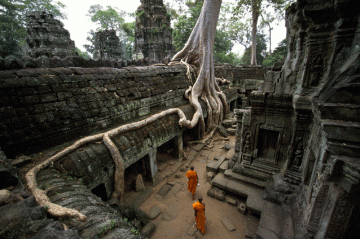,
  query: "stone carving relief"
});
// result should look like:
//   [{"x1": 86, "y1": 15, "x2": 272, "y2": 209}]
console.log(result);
[
  {"x1": 242, "y1": 131, "x2": 252, "y2": 162},
  {"x1": 303, "y1": 53, "x2": 325, "y2": 87}
]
